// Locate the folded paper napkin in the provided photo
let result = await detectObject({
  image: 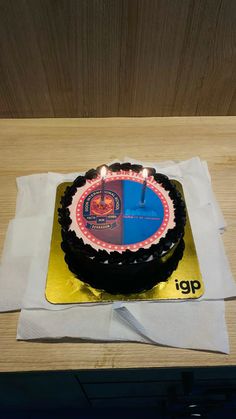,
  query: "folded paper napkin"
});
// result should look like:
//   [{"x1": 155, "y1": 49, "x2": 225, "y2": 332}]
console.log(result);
[{"x1": 0, "y1": 157, "x2": 235, "y2": 353}]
